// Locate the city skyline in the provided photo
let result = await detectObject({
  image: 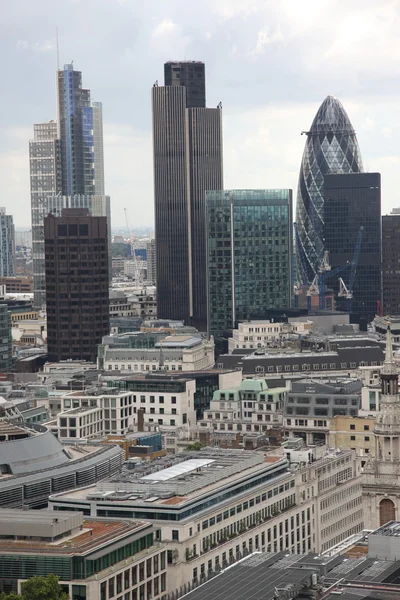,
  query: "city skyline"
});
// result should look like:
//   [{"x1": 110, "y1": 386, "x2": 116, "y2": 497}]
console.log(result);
[{"x1": 1, "y1": 0, "x2": 400, "y2": 227}]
